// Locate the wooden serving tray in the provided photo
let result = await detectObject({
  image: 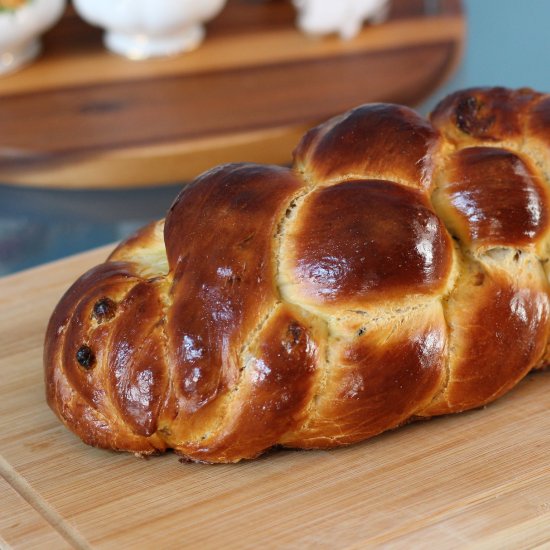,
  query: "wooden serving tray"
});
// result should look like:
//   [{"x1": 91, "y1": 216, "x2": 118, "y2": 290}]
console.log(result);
[
  {"x1": 0, "y1": 0, "x2": 465, "y2": 189},
  {"x1": 0, "y1": 246, "x2": 549, "y2": 548}
]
